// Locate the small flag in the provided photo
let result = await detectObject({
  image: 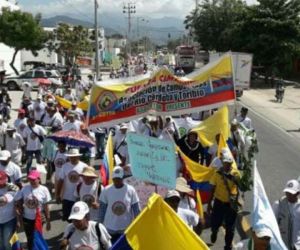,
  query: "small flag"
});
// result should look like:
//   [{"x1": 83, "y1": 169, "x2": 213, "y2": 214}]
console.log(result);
[
  {"x1": 10, "y1": 232, "x2": 22, "y2": 250},
  {"x1": 101, "y1": 132, "x2": 114, "y2": 186},
  {"x1": 33, "y1": 208, "x2": 48, "y2": 250}
]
